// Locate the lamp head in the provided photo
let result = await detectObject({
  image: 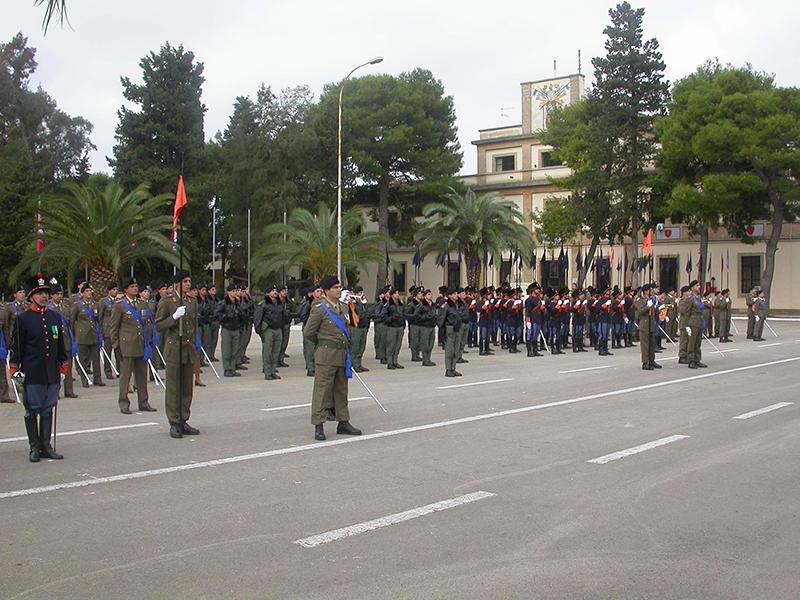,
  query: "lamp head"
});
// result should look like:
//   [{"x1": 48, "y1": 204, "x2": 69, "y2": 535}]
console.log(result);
[{"x1": 369, "y1": 56, "x2": 384, "y2": 65}]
